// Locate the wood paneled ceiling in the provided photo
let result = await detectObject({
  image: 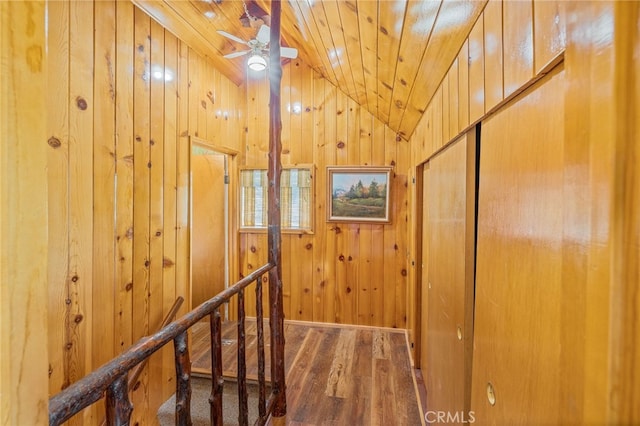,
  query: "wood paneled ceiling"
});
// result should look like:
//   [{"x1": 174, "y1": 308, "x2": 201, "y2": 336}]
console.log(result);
[{"x1": 133, "y1": 0, "x2": 486, "y2": 139}]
